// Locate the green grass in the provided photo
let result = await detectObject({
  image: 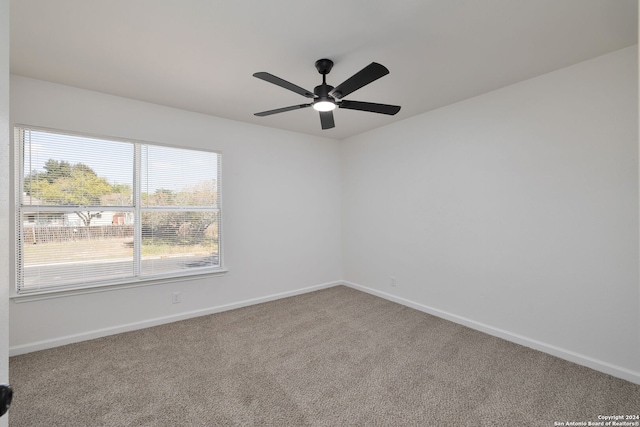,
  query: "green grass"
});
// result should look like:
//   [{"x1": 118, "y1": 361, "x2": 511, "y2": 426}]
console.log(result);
[
  {"x1": 141, "y1": 242, "x2": 214, "y2": 257},
  {"x1": 23, "y1": 238, "x2": 217, "y2": 264}
]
